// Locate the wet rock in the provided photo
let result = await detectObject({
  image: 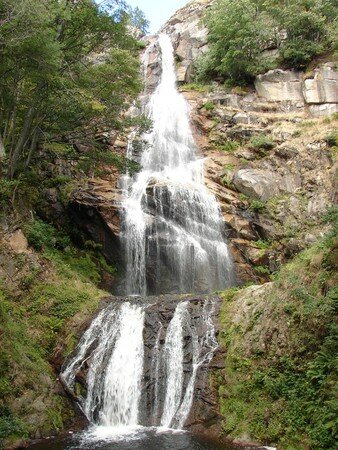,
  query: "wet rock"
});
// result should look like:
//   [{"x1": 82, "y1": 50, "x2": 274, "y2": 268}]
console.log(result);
[{"x1": 69, "y1": 180, "x2": 122, "y2": 265}]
